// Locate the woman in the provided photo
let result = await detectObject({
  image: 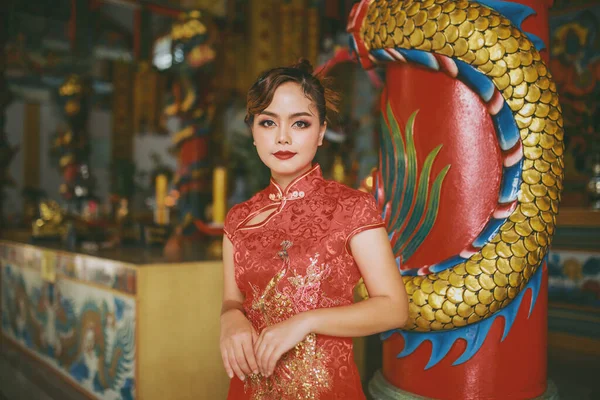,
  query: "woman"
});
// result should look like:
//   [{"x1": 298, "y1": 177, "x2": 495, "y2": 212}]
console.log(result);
[{"x1": 220, "y1": 59, "x2": 408, "y2": 400}]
